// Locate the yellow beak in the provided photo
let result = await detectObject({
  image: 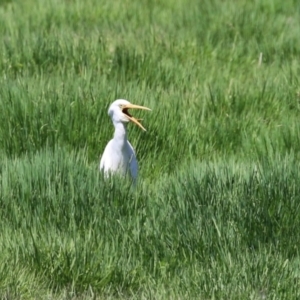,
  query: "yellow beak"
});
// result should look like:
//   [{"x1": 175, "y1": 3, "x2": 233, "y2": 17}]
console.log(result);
[{"x1": 122, "y1": 104, "x2": 151, "y2": 131}]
